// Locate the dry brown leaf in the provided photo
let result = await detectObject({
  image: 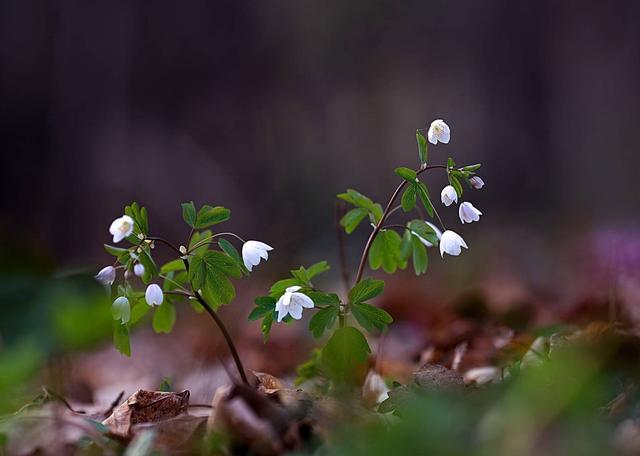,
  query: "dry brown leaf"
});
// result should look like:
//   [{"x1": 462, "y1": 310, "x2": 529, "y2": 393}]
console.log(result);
[{"x1": 102, "y1": 389, "x2": 190, "y2": 438}]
